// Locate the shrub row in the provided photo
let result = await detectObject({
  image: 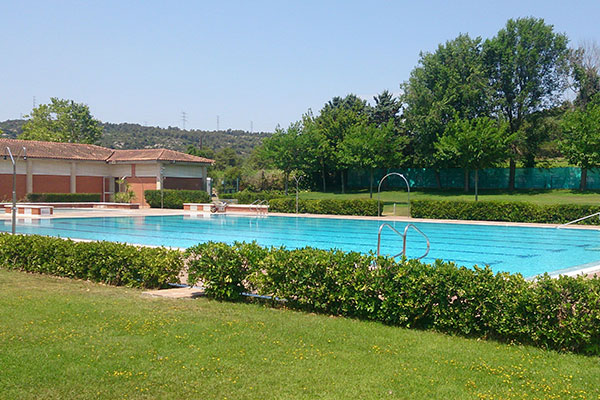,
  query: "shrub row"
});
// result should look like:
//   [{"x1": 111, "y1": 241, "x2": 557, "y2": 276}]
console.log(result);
[
  {"x1": 227, "y1": 189, "x2": 286, "y2": 204},
  {"x1": 25, "y1": 193, "x2": 101, "y2": 202},
  {"x1": 269, "y1": 198, "x2": 379, "y2": 216},
  {"x1": 144, "y1": 189, "x2": 210, "y2": 209},
  {"x1": 2, "y1": 231, "x2": 598, "y2": 354},
  {"x1": 186, "y1": 241, "x2": 600, "y2": 355},
  {"x1": 0, "y1": 234, "x2": 183, "y2": 288},
  {"x1": 411, "y1": 199, "x2": 600, "y2": 225}
]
